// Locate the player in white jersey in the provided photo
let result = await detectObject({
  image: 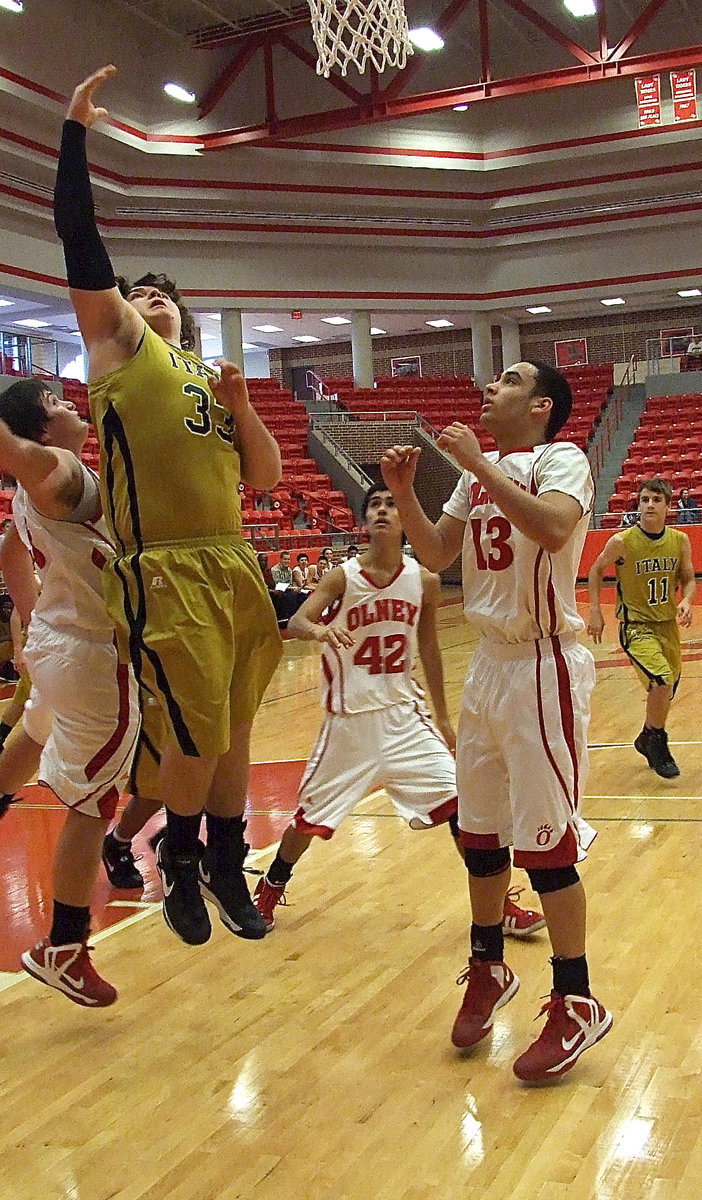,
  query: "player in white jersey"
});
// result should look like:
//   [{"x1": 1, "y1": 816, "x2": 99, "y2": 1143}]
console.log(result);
[
  {"x1": 253, "y1": 484, "x2": 545, "y2": 938},
  {"x1": 381, "y1": 360, "x2": 612, "y2": 1084},
  {"x1": 0, "y1": 378, "x2": 139, "y2": 1007}
]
